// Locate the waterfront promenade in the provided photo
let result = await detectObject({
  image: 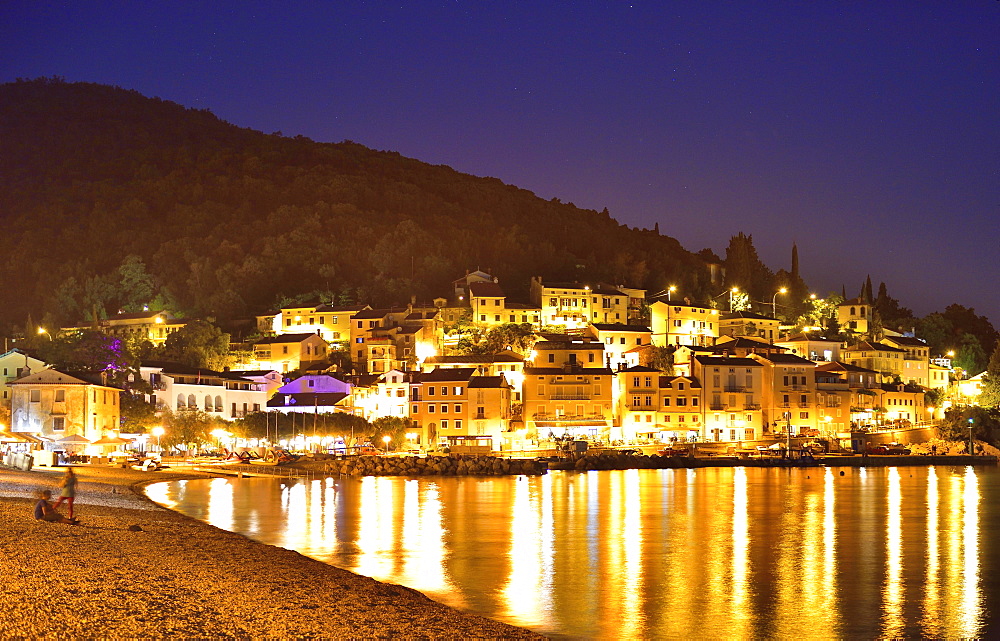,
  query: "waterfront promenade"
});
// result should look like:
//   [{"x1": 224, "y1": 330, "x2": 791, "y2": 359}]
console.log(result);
[{"x1": 0, "y1": 465, "x2": 541, "y2": 639}]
